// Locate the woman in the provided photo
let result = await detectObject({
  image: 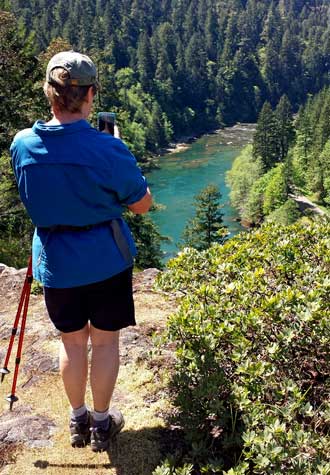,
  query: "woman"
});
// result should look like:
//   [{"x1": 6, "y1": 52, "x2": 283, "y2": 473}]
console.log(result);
[{"x1": 10, "y1": 51, "x2": 152, "y2": 452}]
